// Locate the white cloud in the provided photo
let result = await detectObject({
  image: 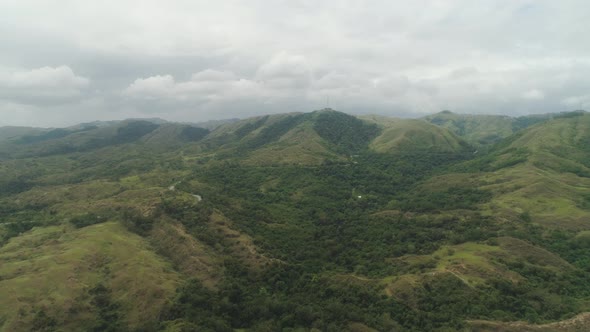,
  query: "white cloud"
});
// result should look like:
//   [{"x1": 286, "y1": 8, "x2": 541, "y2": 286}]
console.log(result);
[
  {"x1": 123, "y1": 69, "x2": 264, "y2": 104},
  {"x1": 124, "y1": 52, "x2": 317, "y2": 105},
  {"x1": 256, "y1": 52, "x2": 312, "y2": 90},
  {"x1": 0, "y1": 66, "x2": 90, "y2": 104},
  {"x1": 1, "y1": 66, "x2": 88, "y2": 89},
  {"x1": 191, "y1": 70, "x2": 236, "y2": 82},
  {"x1": 561, "y1": 95, "x2": 590, "y2": 108},
  {"x1": 522, "y1": 89, "x2": 545, "y2": 100},
  {"x1": 123, "y1": 75, "x2": 177, "y2": 99}
]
